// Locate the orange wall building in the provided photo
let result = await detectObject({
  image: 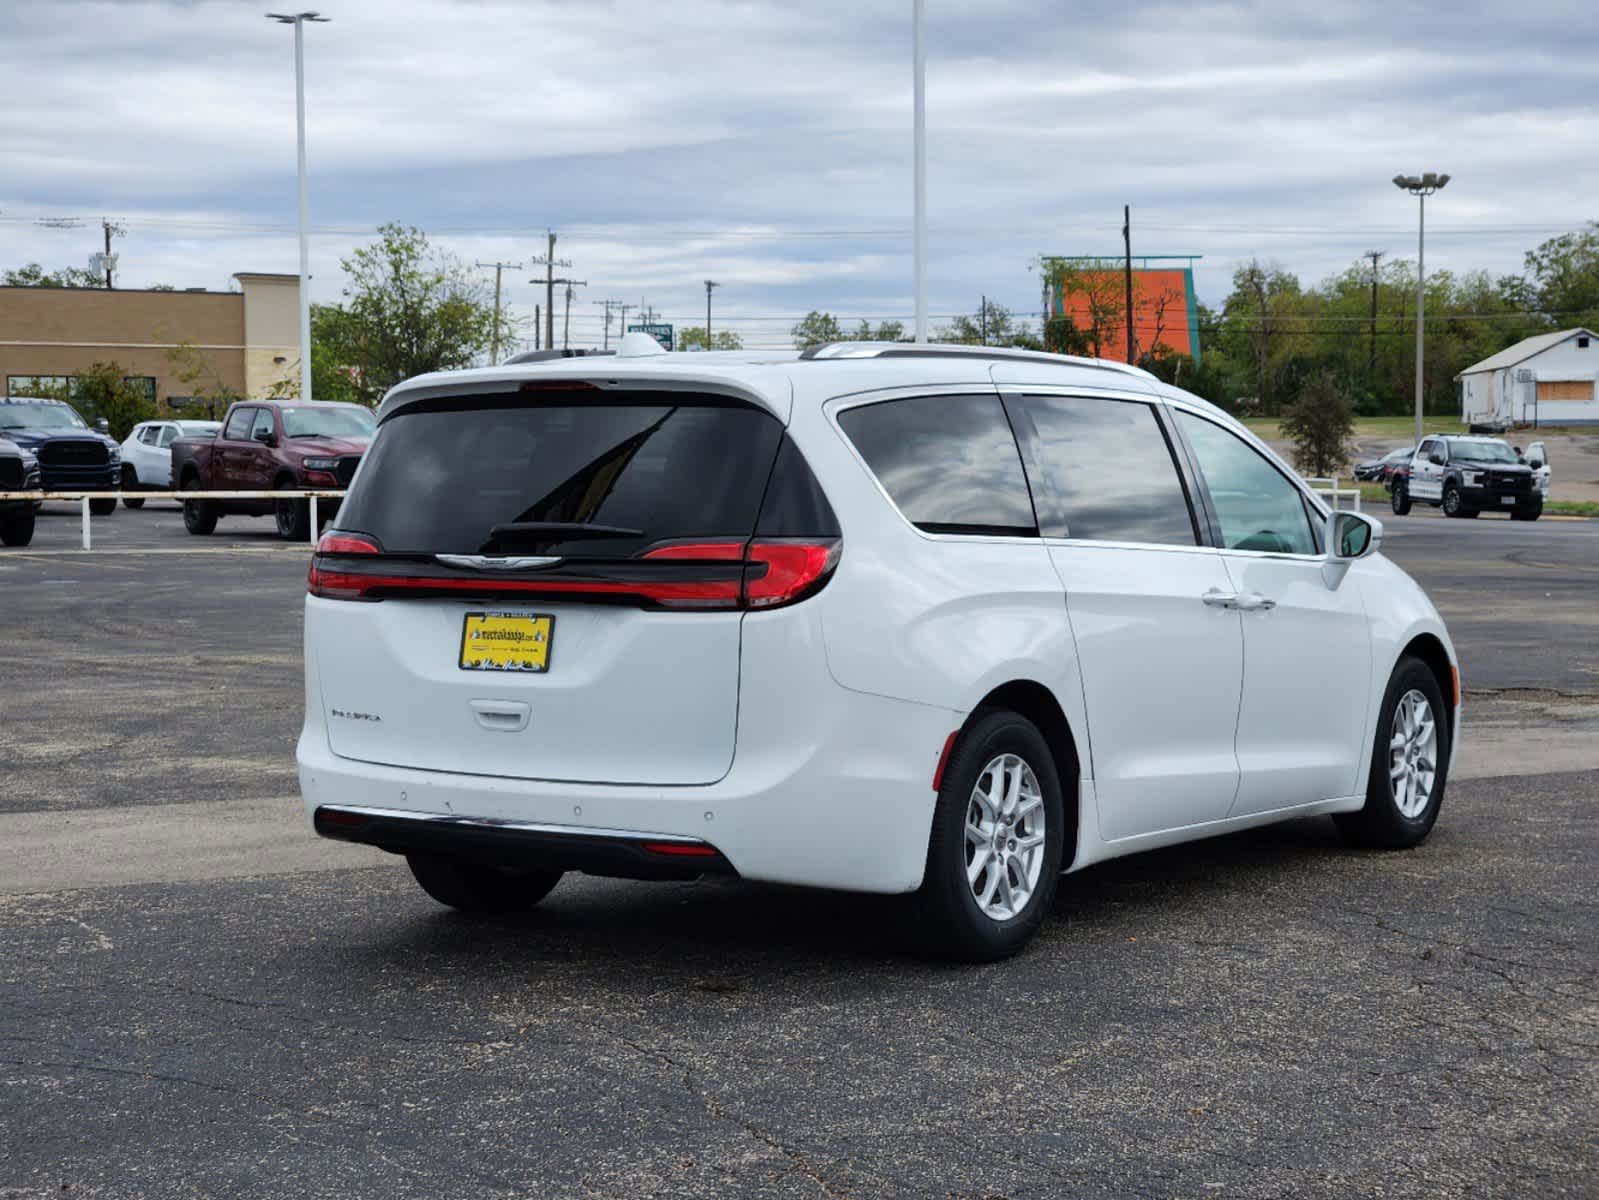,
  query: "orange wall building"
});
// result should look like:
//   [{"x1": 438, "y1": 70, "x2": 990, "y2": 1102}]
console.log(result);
[{"x1": 1043, "y1": 256, "x2": 1202, "y2": 363}]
